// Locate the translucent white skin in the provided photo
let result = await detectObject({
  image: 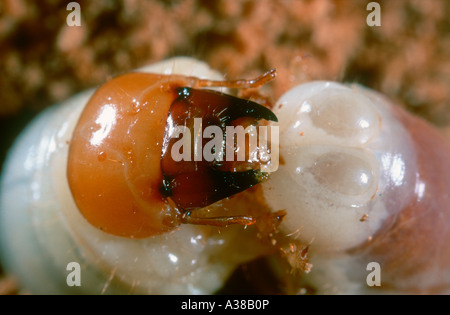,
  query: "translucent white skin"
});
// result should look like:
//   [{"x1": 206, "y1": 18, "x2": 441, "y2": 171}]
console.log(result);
[
  {"x1": 264, "y1": 81, "x2": 417, "y2": 254},
  {"x1": 262, "y1": 81, "x2": 443, "y2": 293},
  {"x1": 0, "y1": 57, "x2": 263, "y2": 294}
]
